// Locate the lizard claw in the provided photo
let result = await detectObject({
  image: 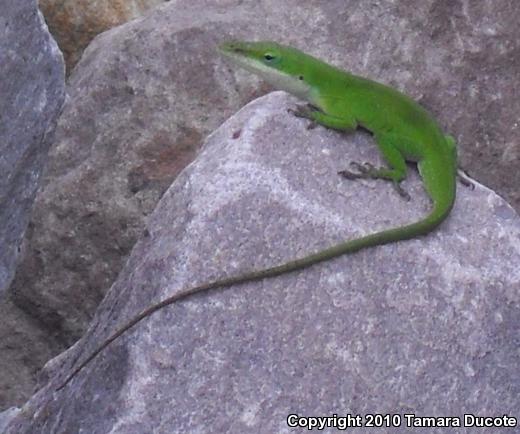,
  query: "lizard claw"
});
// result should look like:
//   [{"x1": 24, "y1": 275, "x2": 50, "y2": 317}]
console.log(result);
[
  {"x1": 355, "y1": 162, "x2": 376, "y2": 173},
  {"x1": 457, "y1": 168, "x2": 475, "y2": 190},
  {"x1": 288, "y1": 105, "x2": 318, "y2": 129},
  {"x1": 338, "y1": 169, "x2": 359, "y2": 180},
  {"x1": 288, "y1": 104, "x2": 313, "y2": 119},
  {"x1": 339, "y1": 161, "x2": 376, "y2": 179},
  {"x1": 393, "y1": 182, "x2": 411, "y2": 201}
]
